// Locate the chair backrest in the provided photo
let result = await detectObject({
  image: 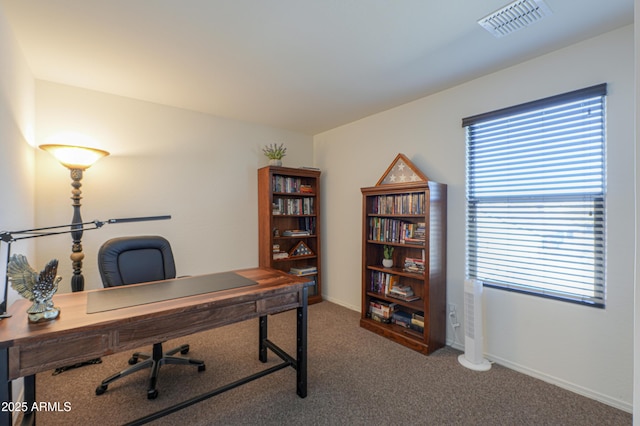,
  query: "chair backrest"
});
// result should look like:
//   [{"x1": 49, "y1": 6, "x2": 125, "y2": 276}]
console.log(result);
[{"x1": 97, "y1": 236, "x2": 177, "y2": 288}]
